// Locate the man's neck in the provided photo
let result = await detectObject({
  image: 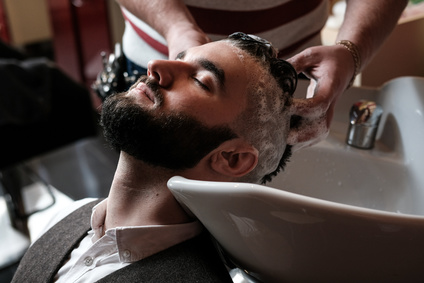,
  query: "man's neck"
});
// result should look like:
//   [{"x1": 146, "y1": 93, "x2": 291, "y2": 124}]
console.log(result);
[{"x1": 104, "y1": 152, "x2": 192, "y2": 231}]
